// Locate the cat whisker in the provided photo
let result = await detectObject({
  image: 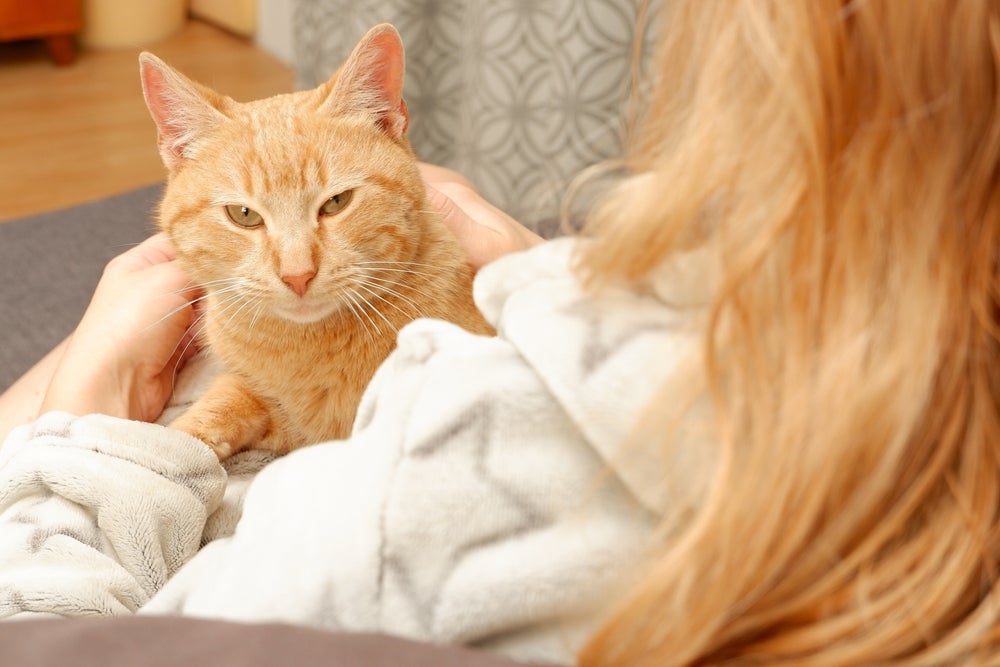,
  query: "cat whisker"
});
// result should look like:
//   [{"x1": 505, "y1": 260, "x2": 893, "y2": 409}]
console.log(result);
[
  {"x1": 247, "y1": 298, "x2": 267, "y2": 335},
  {"x1": 192, "y1": 280, "x2": 248, "y2": 295},
  {"x1": 167, "y1": 283, "x2": 249, "y2": 324},
  {"x1": 350, "y1": 286, "x2": 399, "y2": 335},
  {"x1": 357, "y1": 267, "x2": 437, "y2": 282},
  {"x1": 165, "y1": 282, "x2": 256, "y2": 389},
  {"x1": 359, "y1": 274, "x2": 441, "y2": 309},
  {"x1": 339, "y1": 296, "x2": 360, "y2": 327},
  {"x1": 198, "y1": 277, "x2": 245, "y2": 285},
  {"x1": 217, "y1": 293, "x2": 261, "y2": 337},
  {"x1": 172, "y1": 282, "x2": 246, "y2": 309},
  {"x1": 209, "y1": 283, "x2": 270, "y2": 316},
  {"x1": 355, "y1": 279, "x2": 425, "y2": 316},
  {"x1": 341, "y1": 294, "x2": 378, "y2": 345},
  {"x1": 190, "y1": 277, "x2": 247, "y2": 288},
  {"x1": 140, "y1": 283, "x2": 242, "y2": 335},
  {"x1": 168, "y1": 309, "x2": 212, "y2": 391},
  {"x1": 162, "y1": 277, "x2": 244, "y2": 298},
  {"x1": 354, "y1": 260, "x2": 445, "y2": 271},
  {"x1": 345, "y1": 290, "x2": 385, "y2": 338},
  {"x1": 355, "y1": 262, "x2": 443, "y2": 275},
  {"x1": 201, "y1": 289, "x2": 253, "y2": 340},
  {"x1": 143, "y1": 303, "x2": 195, "y2": 335},
  {"x1": 353, "y1": 282, "x2": 414, "y2": 324},
  {"x1": 356, "y1": 266, "x2": 439, "y2": 285}
]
